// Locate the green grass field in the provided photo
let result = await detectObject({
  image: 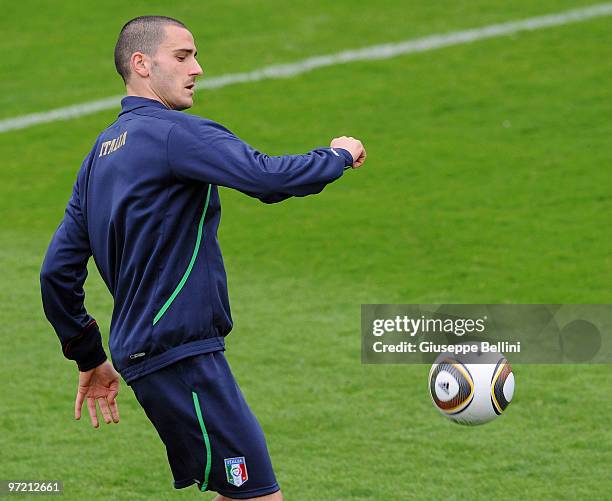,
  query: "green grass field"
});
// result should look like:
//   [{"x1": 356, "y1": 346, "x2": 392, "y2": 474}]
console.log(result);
[{"x1": 1, "y1": 1, "x2": 611, "y2": 499}]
